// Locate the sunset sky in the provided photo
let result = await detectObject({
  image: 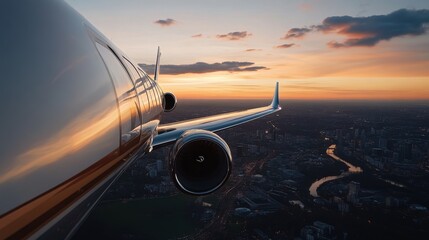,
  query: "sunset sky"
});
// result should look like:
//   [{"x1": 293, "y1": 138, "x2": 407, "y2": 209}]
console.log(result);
[{"x1": 66, "y1": 0, "x2": 429, "y2": 100}]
